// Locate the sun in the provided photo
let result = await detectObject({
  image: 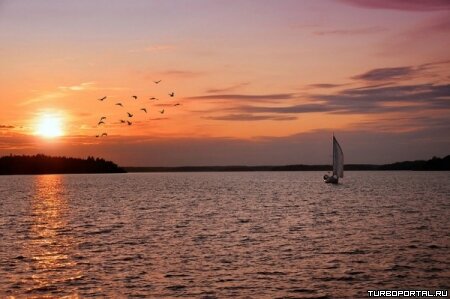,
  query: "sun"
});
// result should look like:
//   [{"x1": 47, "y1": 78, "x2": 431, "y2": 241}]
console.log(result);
[{"x1": 36, "y1": 114, "x2": 64, "y2": 138}]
